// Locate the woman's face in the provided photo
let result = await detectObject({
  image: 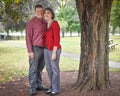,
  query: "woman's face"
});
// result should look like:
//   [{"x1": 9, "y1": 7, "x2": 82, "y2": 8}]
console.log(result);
[{"x1": 44, "y1": 10, "x2": 52, "y2": 21}]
